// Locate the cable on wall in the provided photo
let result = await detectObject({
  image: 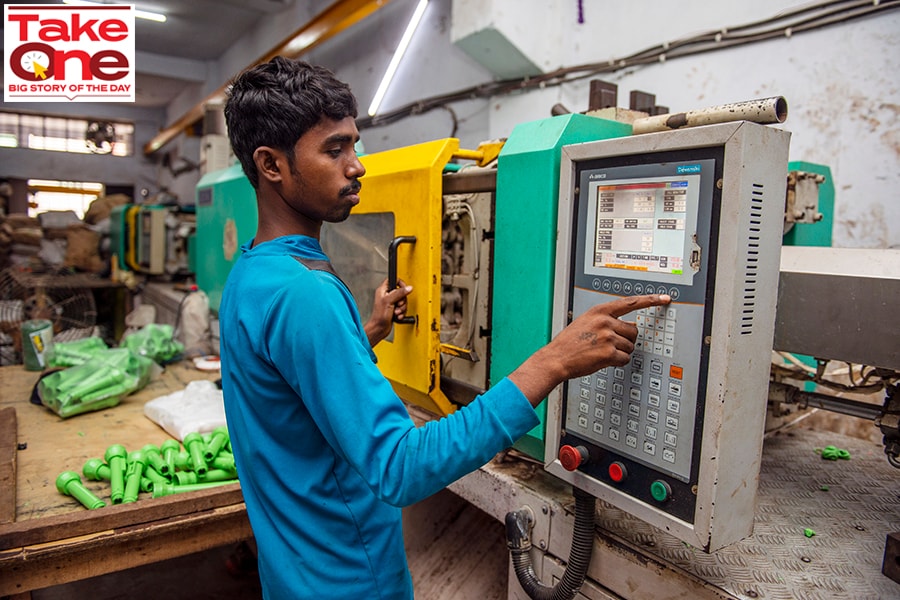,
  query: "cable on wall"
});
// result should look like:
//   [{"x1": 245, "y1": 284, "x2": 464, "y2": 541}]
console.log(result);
[{"x1": 356, "y1": 0, "x2": 899, "y2": 132}]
